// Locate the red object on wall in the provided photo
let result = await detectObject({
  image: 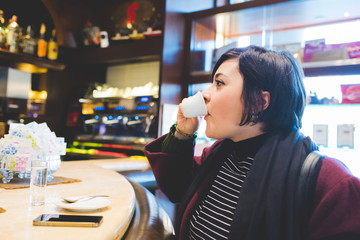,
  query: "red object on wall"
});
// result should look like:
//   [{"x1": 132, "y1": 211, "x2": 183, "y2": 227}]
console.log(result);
[
  {"x1": 66, "y1": 111, "x2": 79, "y2": 127},
  {"x1": 126, "y1": 2, "x2": 139, "y2": 25},
  {"x1": 341, "y1": 84, "x2": 360, "y2": 104}
]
